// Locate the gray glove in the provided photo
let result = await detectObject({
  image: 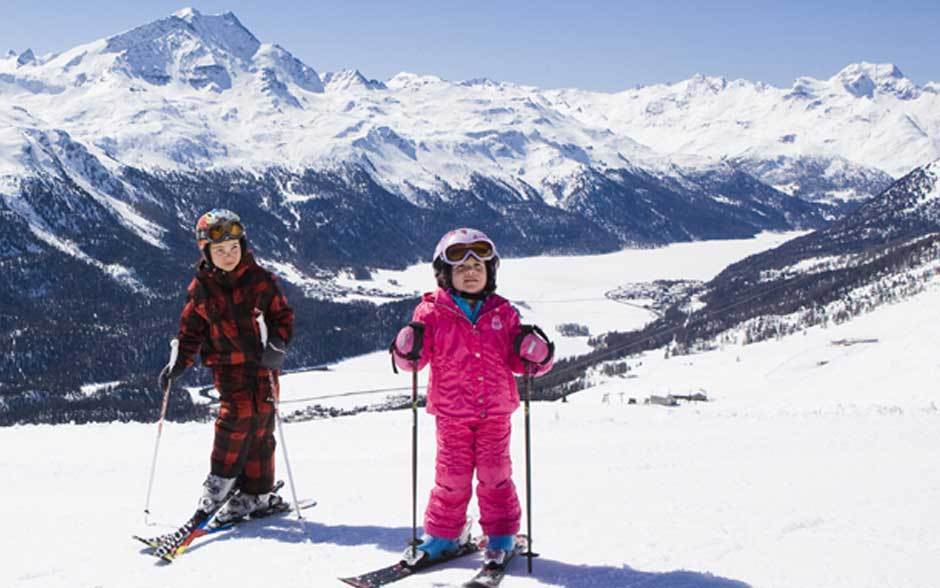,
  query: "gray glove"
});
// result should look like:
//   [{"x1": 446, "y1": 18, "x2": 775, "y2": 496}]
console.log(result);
[
  {"x1": 260, "y1": 339, "x2": 288, "y2": 370},
  {"x1": 158, "y1": 362, "x2": 186, "y2": 392}
]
